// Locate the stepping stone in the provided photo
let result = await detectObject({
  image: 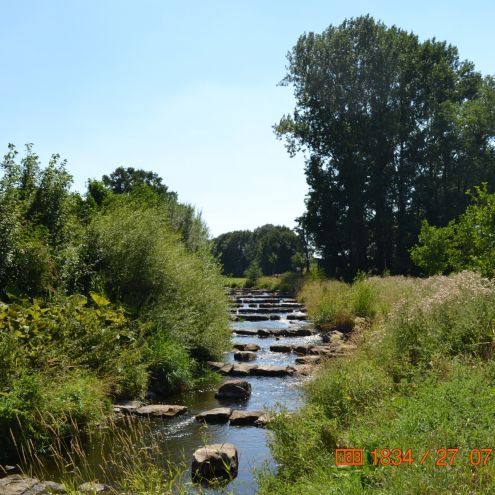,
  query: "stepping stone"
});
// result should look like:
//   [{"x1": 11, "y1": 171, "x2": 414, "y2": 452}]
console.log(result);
[
  {"x1": 191, "y1": 444, "x2": 238, "y2": 483},
  {"x1": 134, "y1": 405, "x2": 188, "y2": 417},
  {"x1": 233, "y1": 329, "x2": 257, "y2": 335},
  {"x1": 250, "y1": 365, "x2": 294, "y2": 376},
  {"x1": 287, "y1": 314, "x2": 307, "y2": 320},
  {"x1": 219, "y1": 363, "x2": 234, "y2": 375},
  {"x1": 295, "y1": 355, "x2": 322, "y2": 365},
  {"x1": 113, "y1": 400, "x2": 143, "y2": 415},
  {"x1": 230, "y1": 363, "x2": 257, "y2": 376},
  {"x1": 293, "y1": 344, "x2": 315, "y2": 355},
  {"x1": 270, "y1": 344, "x2": 293, "y2": 353},
  {"x1": 206, "y1": 361, "x2": 226, "y2": 371},
  {"x1": 215, "y1": 380, "x2": 251, "y2": 400},
  {"x1": 233, "y1": 343, "x2": 260, "y2": 352},
  {"x1": 195, "y1": 407, "x2": 232, "y2": 423},
  {"x1": 284, "y1": 328, "x2": 312, "y2": 337},
  {"x1": 234, "y1": 351, "x2": 257, "y2": 361},
  {"x1": 229, "y1": 410, "x2": 265, "y2": 426}
]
